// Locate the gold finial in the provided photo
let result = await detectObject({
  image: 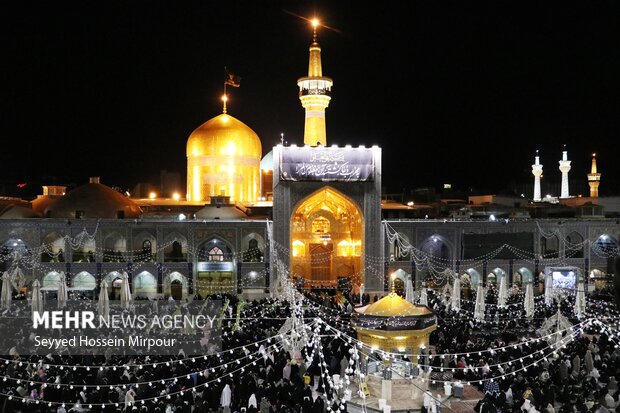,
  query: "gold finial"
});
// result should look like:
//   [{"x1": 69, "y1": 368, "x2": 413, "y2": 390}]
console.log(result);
[
  {"x1": 391, "y1": 272, "x2": 396, "y2": 294},
  {"x1": 312, "y1": 18, "x2": 319, "y2": 42},
  {"x1": 221, "y1": 94, "x2": 228, "y2": 114}
]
